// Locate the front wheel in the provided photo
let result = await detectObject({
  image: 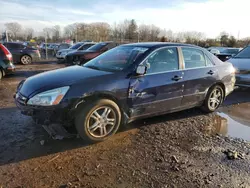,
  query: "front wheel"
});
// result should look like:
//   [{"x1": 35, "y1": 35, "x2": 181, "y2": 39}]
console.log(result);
[
  {"x1": 75, "y1": 99, "x2": 121, "y2": 143},
  {"x1": 202, "y1": 85, "x2": 224, "y2": 112}
]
